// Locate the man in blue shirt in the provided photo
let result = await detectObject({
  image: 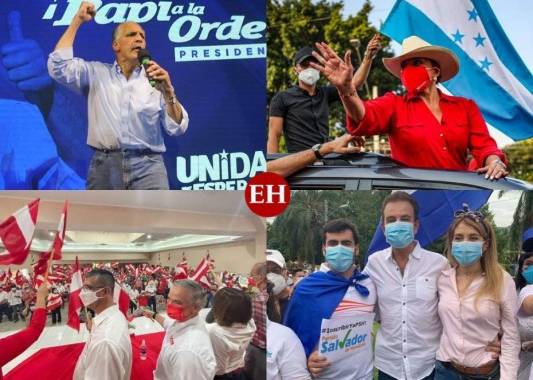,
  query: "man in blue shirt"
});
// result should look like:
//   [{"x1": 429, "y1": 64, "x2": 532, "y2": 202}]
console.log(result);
[{"x1": 47, "y1": 1, "x2": 189, "y2": 189}]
